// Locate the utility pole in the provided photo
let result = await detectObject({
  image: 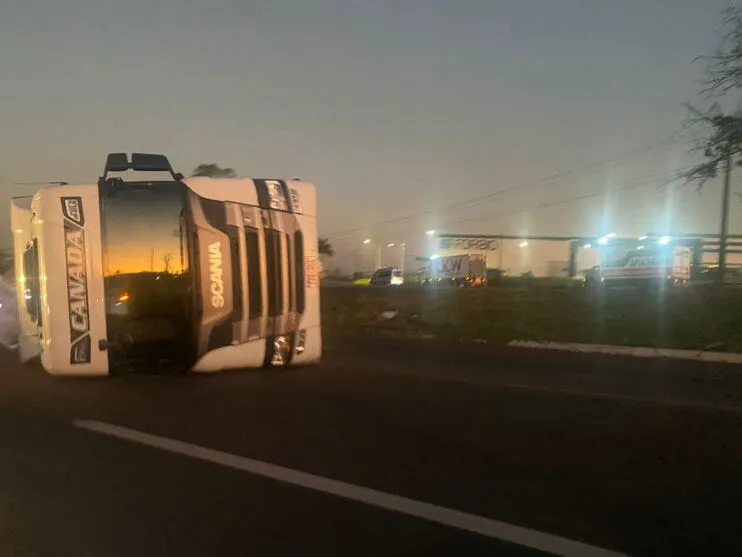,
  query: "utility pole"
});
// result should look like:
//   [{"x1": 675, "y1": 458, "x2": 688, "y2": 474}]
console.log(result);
[{"x1": 718, "y1": 152, "x2": 732, "y2": 284}]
